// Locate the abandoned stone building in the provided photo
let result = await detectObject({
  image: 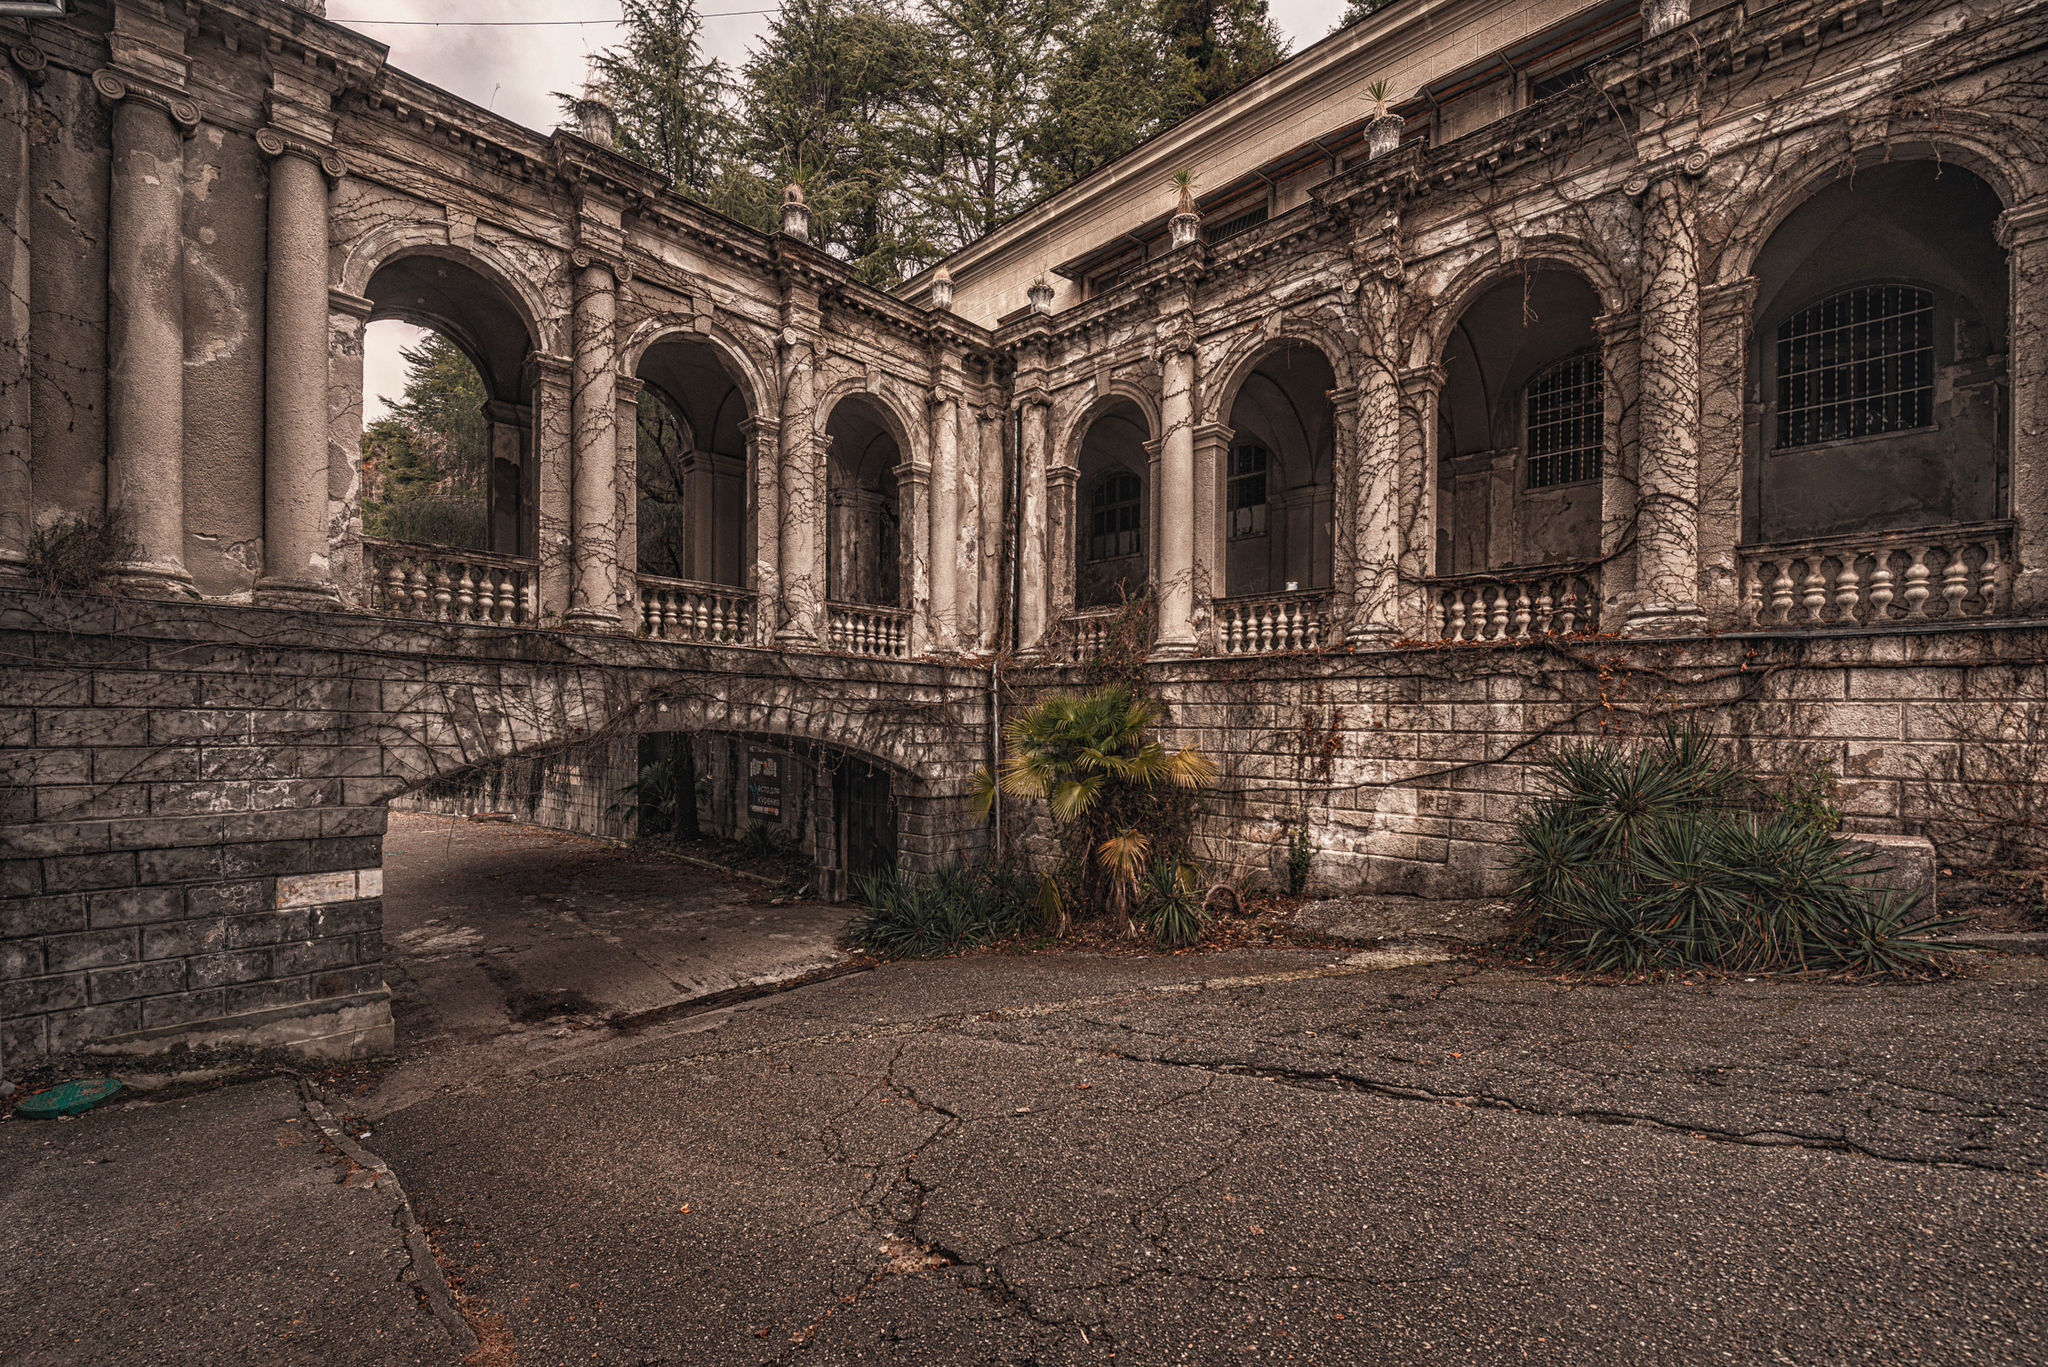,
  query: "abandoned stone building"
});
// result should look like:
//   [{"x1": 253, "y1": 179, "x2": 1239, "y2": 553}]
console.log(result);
[{"x1": 1, "y1": 0, "x2": 2044, "y2": 1062}]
